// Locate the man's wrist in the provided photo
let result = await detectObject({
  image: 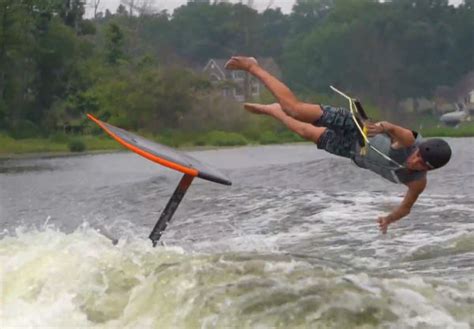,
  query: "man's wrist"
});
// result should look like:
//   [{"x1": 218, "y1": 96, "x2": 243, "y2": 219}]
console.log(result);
[{"x1": 386, "y1": 214, "x2": 397, "y2": 223}]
